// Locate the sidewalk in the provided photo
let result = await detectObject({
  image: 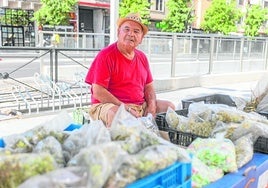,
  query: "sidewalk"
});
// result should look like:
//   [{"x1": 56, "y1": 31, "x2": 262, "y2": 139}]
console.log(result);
[{"x1": 0, "y1": 81, "x2": 257, "y2": 137}]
